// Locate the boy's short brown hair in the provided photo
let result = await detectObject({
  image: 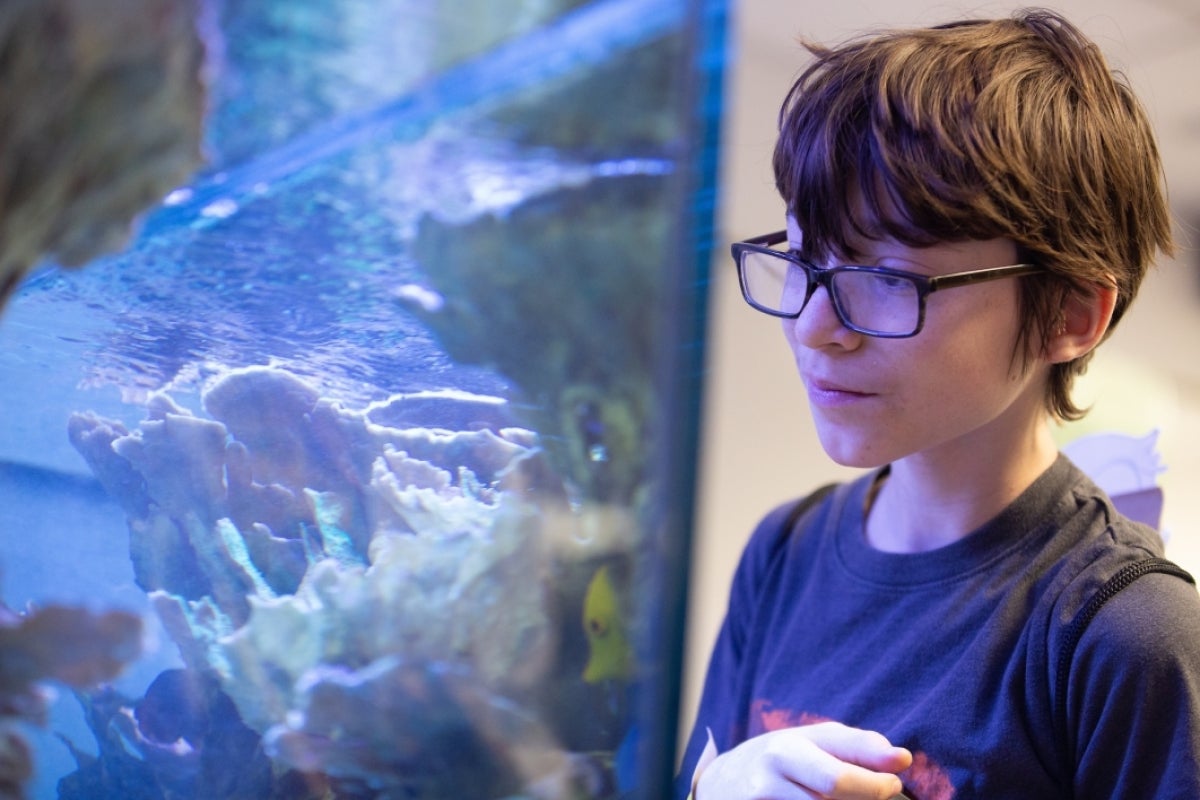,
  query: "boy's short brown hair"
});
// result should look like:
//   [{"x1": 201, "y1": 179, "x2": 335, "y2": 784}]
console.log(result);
[{"x1": 773, "y1": 9, "x2": 1173, "y2": 421}]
